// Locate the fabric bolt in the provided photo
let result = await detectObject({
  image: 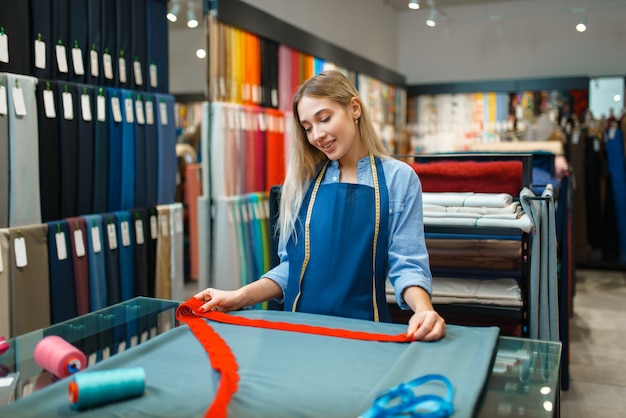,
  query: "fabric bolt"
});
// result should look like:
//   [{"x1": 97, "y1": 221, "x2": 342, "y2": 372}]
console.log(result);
[
  {"x1": 29, "y1": 0, "x2": 53, "y2": 80},
  {"x1": 146, "y1": 0, "x2": 168, "y2": 93},
  {"x1": 134, "y1": 96, "x2": 147, "y2": 208},
  {"x1": 114, "y1": 210, "x2": 135, "y2": 301},
  {"x1": 10, "y1": 224, "x2": 51, "y2": 336},
  {"x1": 57, "y1": 82, "x2": 79, "y2": 218},
  {"x1": 129, "y1": 208, "x2": 150, "y2": 297},
  {"x1": 0, "y1": 73, "x2": 8, "y2": 227},
  {"x1": 36, "y1": 80, "x2": 62, "y2": 222},
  {"x1": 107, "y1": 87, "x2": 123, "y2": 211},
  {"x1": 74, "y1": 83, "x2": 95, "y2": 215},
  {"x1": 86, "y1": 0, "x2": 103, "y2": 86},
  {"x1": 51, "y1": 0, "x2": 70, "y2": 82},
  {"x1": 68, "y1": 0, "x2": 88, "y2": 84},
  {"x1": 102, "y1": 213, "x2": 121, "y2": 305},
  {"x1": 154, "y1": 204, "x2": 171, "y2": 300},
  {"x1": 0, "y1": 229, "x2": 10, "y2": 338},
  {"x1": 100, "y1": 0, "x2": 116, "y2": 86},
  {"x1": 46, "y1": 220, "x2": 77, "y2": 324},
  {"x1": 155, "y1": 94, "x2": 177, "y2": 204},
  {"x1": 130, "y1": 0, "x2": 147, "y2": 91},
  {"x1": 143, "y1": 95, "x2": 158, "y2": 207},
  {"x1": 119, "y1": 89, "x2": 136, "y2": 210},
  {"x1": 146, "y1": 207, "x2": 158, "y2": 297},
  {"x1": 169, "y1": 203, "x2": 184, "y2": 301},
  {"x1": 115, "y1": 0, "x2": 132, "y2": 89},
  {"x1": 6, "y1": 73, "x2": 41, "y2": 227},
  {"x1": 92, "y1": 87, "x2": 109, "y2": 213},
  {"x1": 81, "y1": 214, "x2": 107, "y2": 311},
  {"x1": 66, "y1": 216, "x2": 90, "y2": 316},
  {"x1": 0, "y1": 0, "x2": 30, "y2": 75}
]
